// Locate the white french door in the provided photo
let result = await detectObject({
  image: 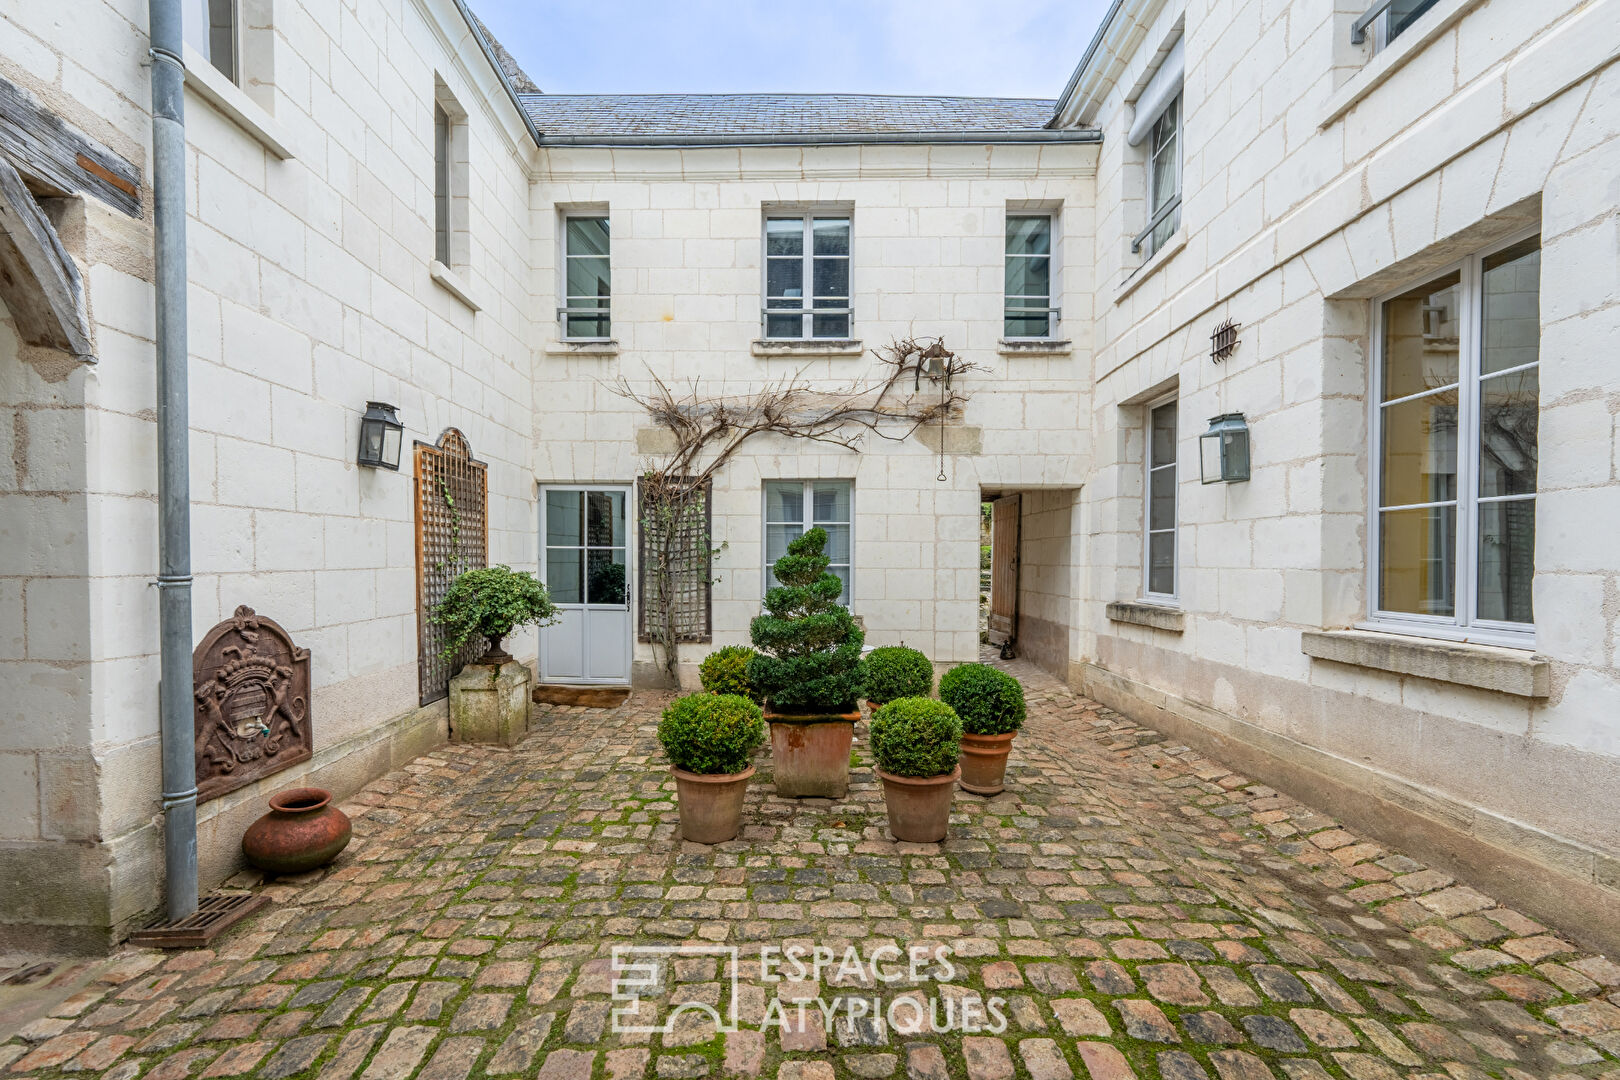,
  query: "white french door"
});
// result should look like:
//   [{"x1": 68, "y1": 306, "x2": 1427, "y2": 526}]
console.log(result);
[{"x1": 539, "y1": 485, "x2": 632, "y2": 684}]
